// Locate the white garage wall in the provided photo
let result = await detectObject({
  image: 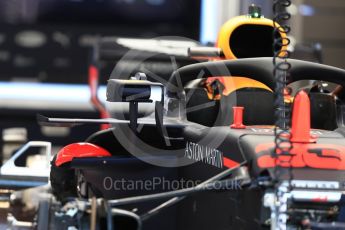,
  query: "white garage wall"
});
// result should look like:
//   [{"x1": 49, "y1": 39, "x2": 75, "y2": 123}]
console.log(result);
[{"x1": 200, "y1": 0, "x2": 240, "y2": 44}]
